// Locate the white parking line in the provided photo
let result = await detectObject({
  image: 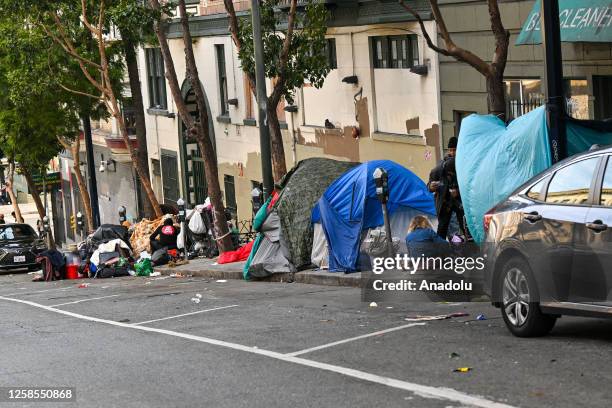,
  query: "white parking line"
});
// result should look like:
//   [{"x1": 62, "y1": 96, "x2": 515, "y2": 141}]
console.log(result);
[
  {"x1": 0, "y1": 287, "x2": 72, "y2": 297},
  {"x1": 132, "y1": 305, "x2": 239, "y2": 325},
  {"x1": 285, "y1": 323, "x2": 426, "y2": 357},
  {"x1": 0, "y1": 295, "x2": 515, "y2": 408},
  {"x1": 49, "y1": 295, "x2": 120, "y2": 307}
]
